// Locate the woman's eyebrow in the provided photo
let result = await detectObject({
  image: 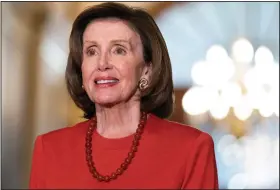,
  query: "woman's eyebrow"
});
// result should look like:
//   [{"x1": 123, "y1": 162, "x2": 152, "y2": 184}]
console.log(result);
[
  {"x1": 110, "y1": 39, "x2": 132, "y2": 47},
  {"x1": 83, "y1": 40, "x2": 98, "y2": 45},
  {"x1": 83, "y1": 38, "x2": 135, "y2": 48}
]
